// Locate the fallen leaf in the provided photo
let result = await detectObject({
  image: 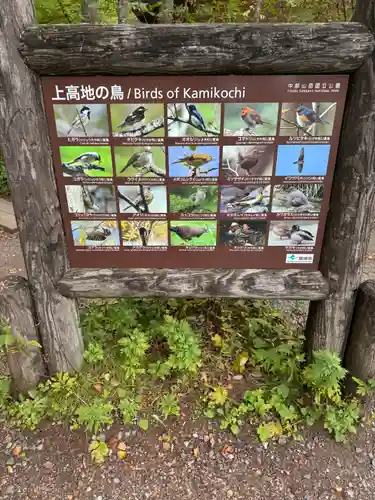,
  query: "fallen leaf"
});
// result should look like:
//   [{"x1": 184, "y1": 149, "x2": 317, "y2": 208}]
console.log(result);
[
  {"x1": 138, "y1": 419, "x2": 149, "y2": 431},
  {"x1": 107, "y1": 437, "x2": 119, "y2": 451},
  {"x1": 117, "y1": 442, "x2": 126, "y2": 451},
  {"x1": 162, "y1": 441, "x2": 171, "y2": 451},
  {"x1": 94, "y1": 383, "x2": 102, "y2": 393},
  {"x1": 193, "y1": 446, "x2": 199, "y2": 457},
  {"x1": 221, "y1": 445, "x2": 234, "y2": 454},
  {"x1": 117, "y1": 449, "x2": 127, "y2": 460},
  {"x1": 12, "y1": 446, "x2": 22, "y2": 457}
]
